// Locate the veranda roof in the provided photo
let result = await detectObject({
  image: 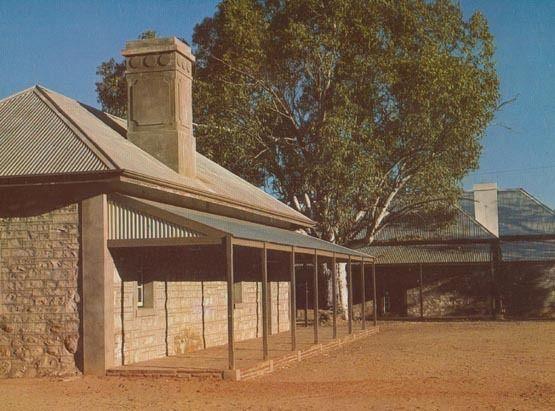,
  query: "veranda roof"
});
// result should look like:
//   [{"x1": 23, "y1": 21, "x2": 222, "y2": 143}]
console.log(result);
[
  {"x1": 362, "y1": 244, "x2": 492, "y2": 265},
  {"x1": 109, "y1": 195, "x2": 372, "y2": 260}
]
